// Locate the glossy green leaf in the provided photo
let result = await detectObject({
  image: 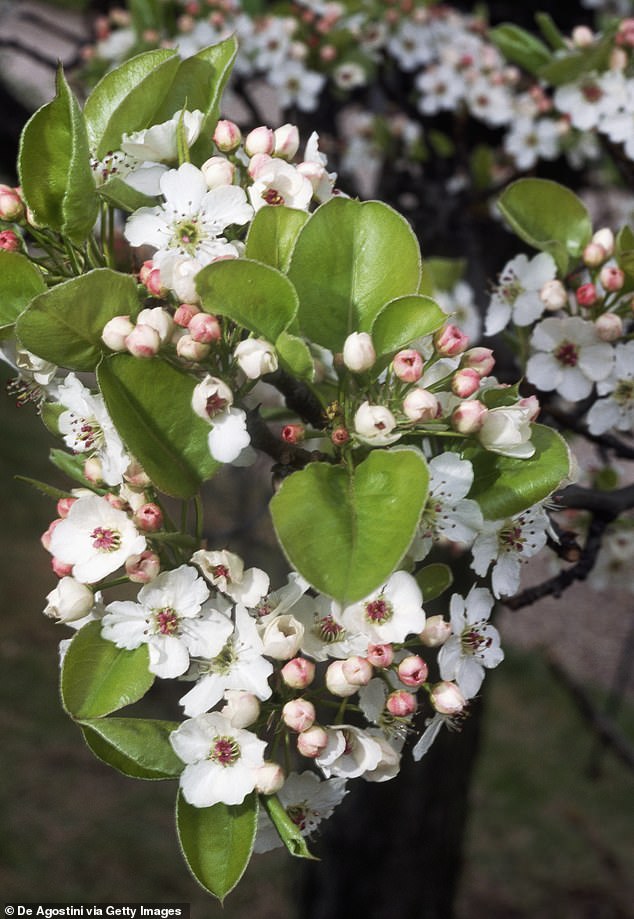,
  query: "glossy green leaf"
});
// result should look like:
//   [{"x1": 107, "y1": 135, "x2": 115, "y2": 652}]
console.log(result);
[
  {"x1": 245, "y1": 206, "x2": 309, "y2": 272},
  {"x1": 84, "y1": 49, "x2": 179, "y2": 158},
  {"x1": 537, "y1": 30, "x2": 616, "y2": 86},
  {"x1": 176, "y1": 792, "x2": 258, "y2": 903},
  {"x1": 261, "y1": 795, "x2": 317, "y2": 860},
  {"x1": 276, "y1": 331, "x2": 315, "y2": 380},
  {"x1": 80, "y1": 717, "x2": 183, "y2": 780},
  {"x1": 16, "y1": 269, "x2": 140, "y2": 371},
  {"x1": 422, "y1": 257, "x2": 467, "y2": 293},
  {"x1": 49, "y1": 448, "x2": 94, "y2": 488},
  {"x1": 153, "y1": 38, "x2": 239, "y2": 165},
  {"x1": 467, "y1": 424, "x2": 571, "y2": 520},
  {"x1": 288, "y1": 197, "x2": 422, "y2": 352},
  {"x1": 196, "y1": 258, "x2": 298, "y2": 341},
  {"x1": 97, "y1": 177, "x2": 157, "y2": 213},
  {"x1": 0, "y1": 251, "x2": 46, "y2": 332},
  {"x1": 129, "y1": 0, "x2": 164, "y2": 32},
  {"x1": 415, "y1": 563, "x2": 453, "y2": 603},
  {"x1": 270, "y1": 449, "x2": 428, "y2": 603},
  {"x1": 489, "y1": 23, "x2": 551, "y2": 74},
  {"x1": 371, "y1": 295, "x2": 445, "y2": 361},
  {"x1": 61, "y1": 621, "x2": 155, "y2": 720},
  {"x1": 497, "y1": 178, "x2": 592, "y2": 273},
  {"x1": 14, "y1": 476, "x2": 71, "y2": 501},
  {"x1": 535, "y1": 12, "x2": 567, "y2": 51},
  {"x1": 18, "y1": 67, "x2": 98, "y2": 243},
  {"x1": 481, "y1": 383, "x2": 521, "y2": 409},
  {"x1": 98, "y1": 354, "x2": 218, "y2": 498}
]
